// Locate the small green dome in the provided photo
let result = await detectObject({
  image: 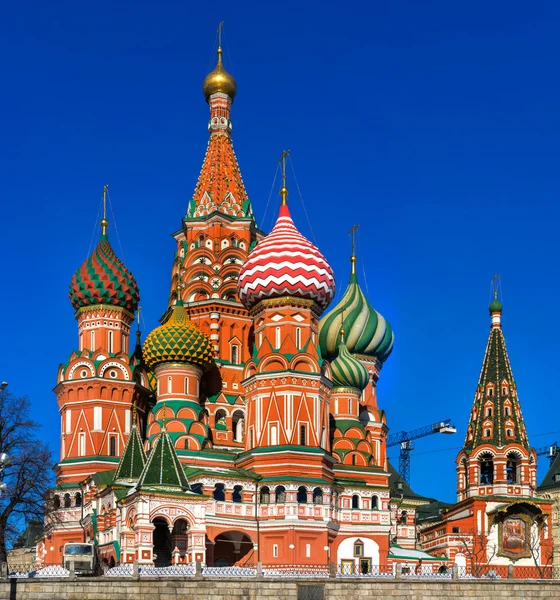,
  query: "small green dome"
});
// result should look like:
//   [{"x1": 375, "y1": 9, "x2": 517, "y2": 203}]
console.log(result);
[
  {"x1": 330, "y1": 342, "x2": 370, "y2": 391},
  {"x1": 489, "y1": 298, "x2": 503, "y2": 313},
  {"x1": 143, "y1": 302, "x2": 214, "y2": 370},
  {"x1": 319, "y1": 261, "x2": 393, "y2": 363}
]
